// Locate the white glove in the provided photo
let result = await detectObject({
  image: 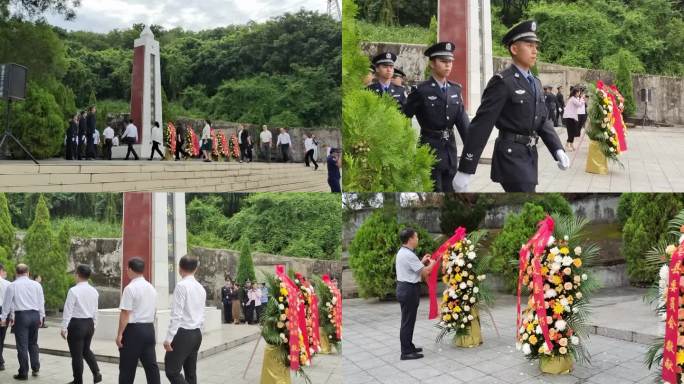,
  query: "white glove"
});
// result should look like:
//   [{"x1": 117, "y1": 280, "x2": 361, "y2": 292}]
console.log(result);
[
  {"x1": 452, "y1": 172, "x2": 472, "y2": 192},
  {"x1": 556, "y1": 149, "x2": 570, "y2": 170}
]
